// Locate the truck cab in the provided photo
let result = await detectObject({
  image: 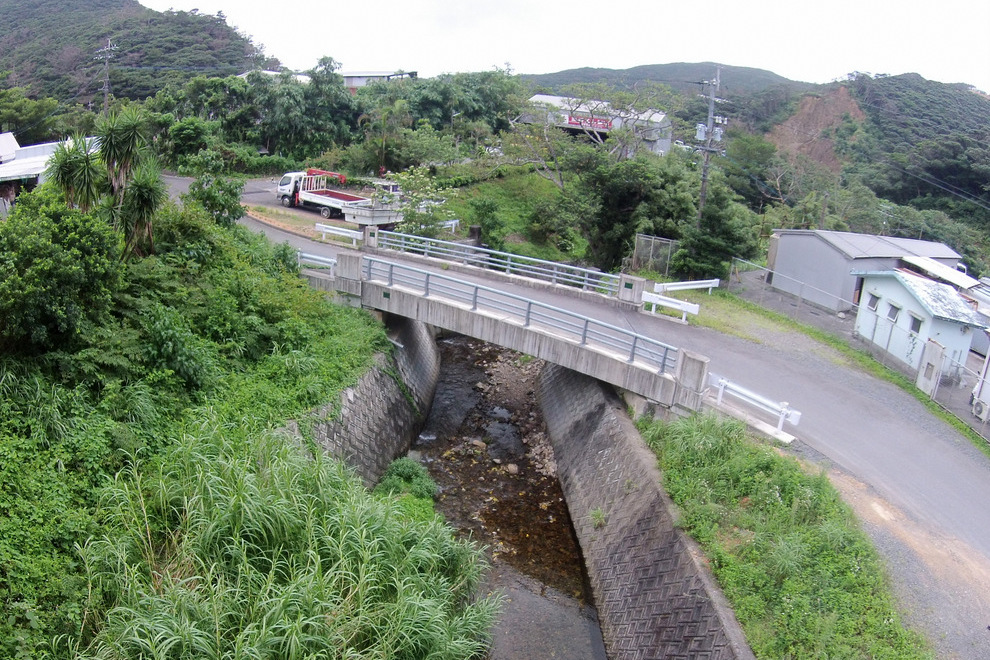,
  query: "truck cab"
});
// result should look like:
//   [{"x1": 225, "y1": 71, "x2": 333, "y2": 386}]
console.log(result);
[{"x1": 276, "y1": 172, "x2": 305, "y2": 207}]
